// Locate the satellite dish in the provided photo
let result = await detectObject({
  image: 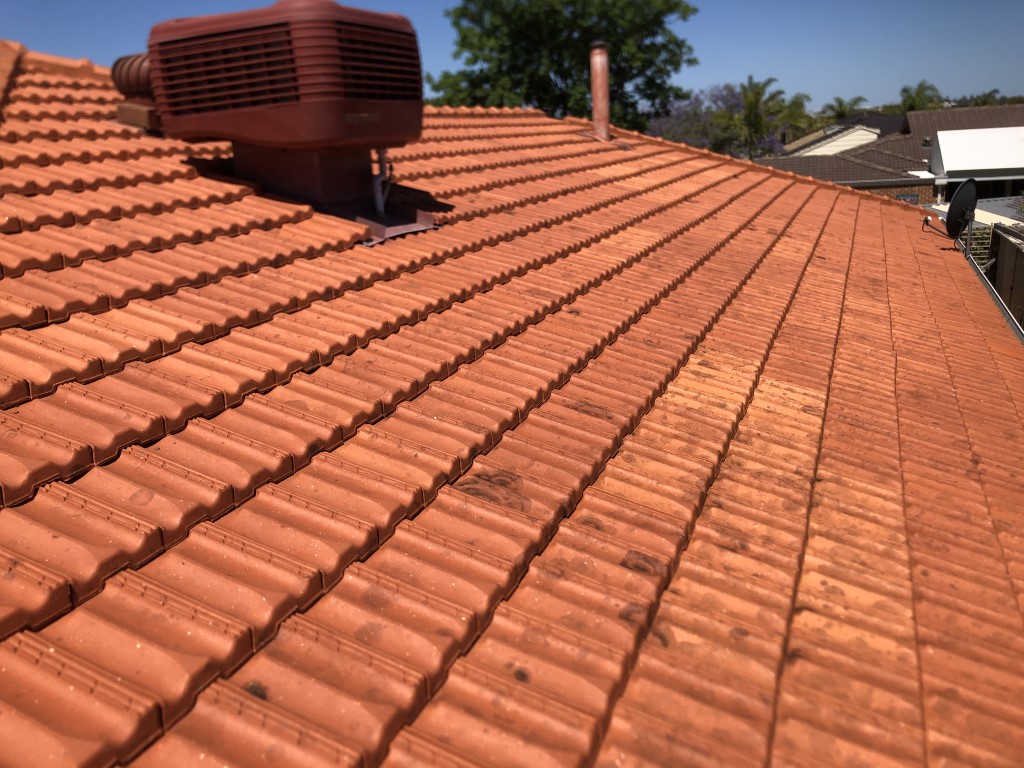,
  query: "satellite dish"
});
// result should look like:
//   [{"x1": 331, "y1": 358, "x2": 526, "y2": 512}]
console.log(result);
[{"x1": 945, "y1": 178, "x2": 977, "y2": 252}]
